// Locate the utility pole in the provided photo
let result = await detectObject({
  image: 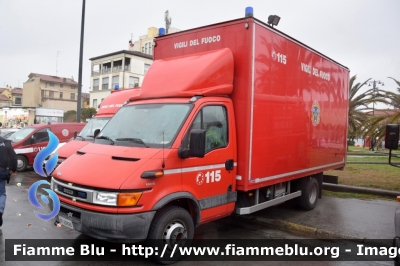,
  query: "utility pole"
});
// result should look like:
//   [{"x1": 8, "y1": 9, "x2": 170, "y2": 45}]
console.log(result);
[
  {"x1": 366, "y1": 79, "x2": 385, "y2": 151},
  {"x1": 56, "y1": 51, "x2": 60, "y2": 76},
  {"x1": 77, "y1": 0, "x2": 86, "y2": 122}
]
